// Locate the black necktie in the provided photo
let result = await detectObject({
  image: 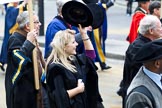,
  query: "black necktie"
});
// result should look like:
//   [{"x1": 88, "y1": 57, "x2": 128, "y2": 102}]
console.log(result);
[{"x1": 160, "y1": 76, "x2": 162, "y2": 86}]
